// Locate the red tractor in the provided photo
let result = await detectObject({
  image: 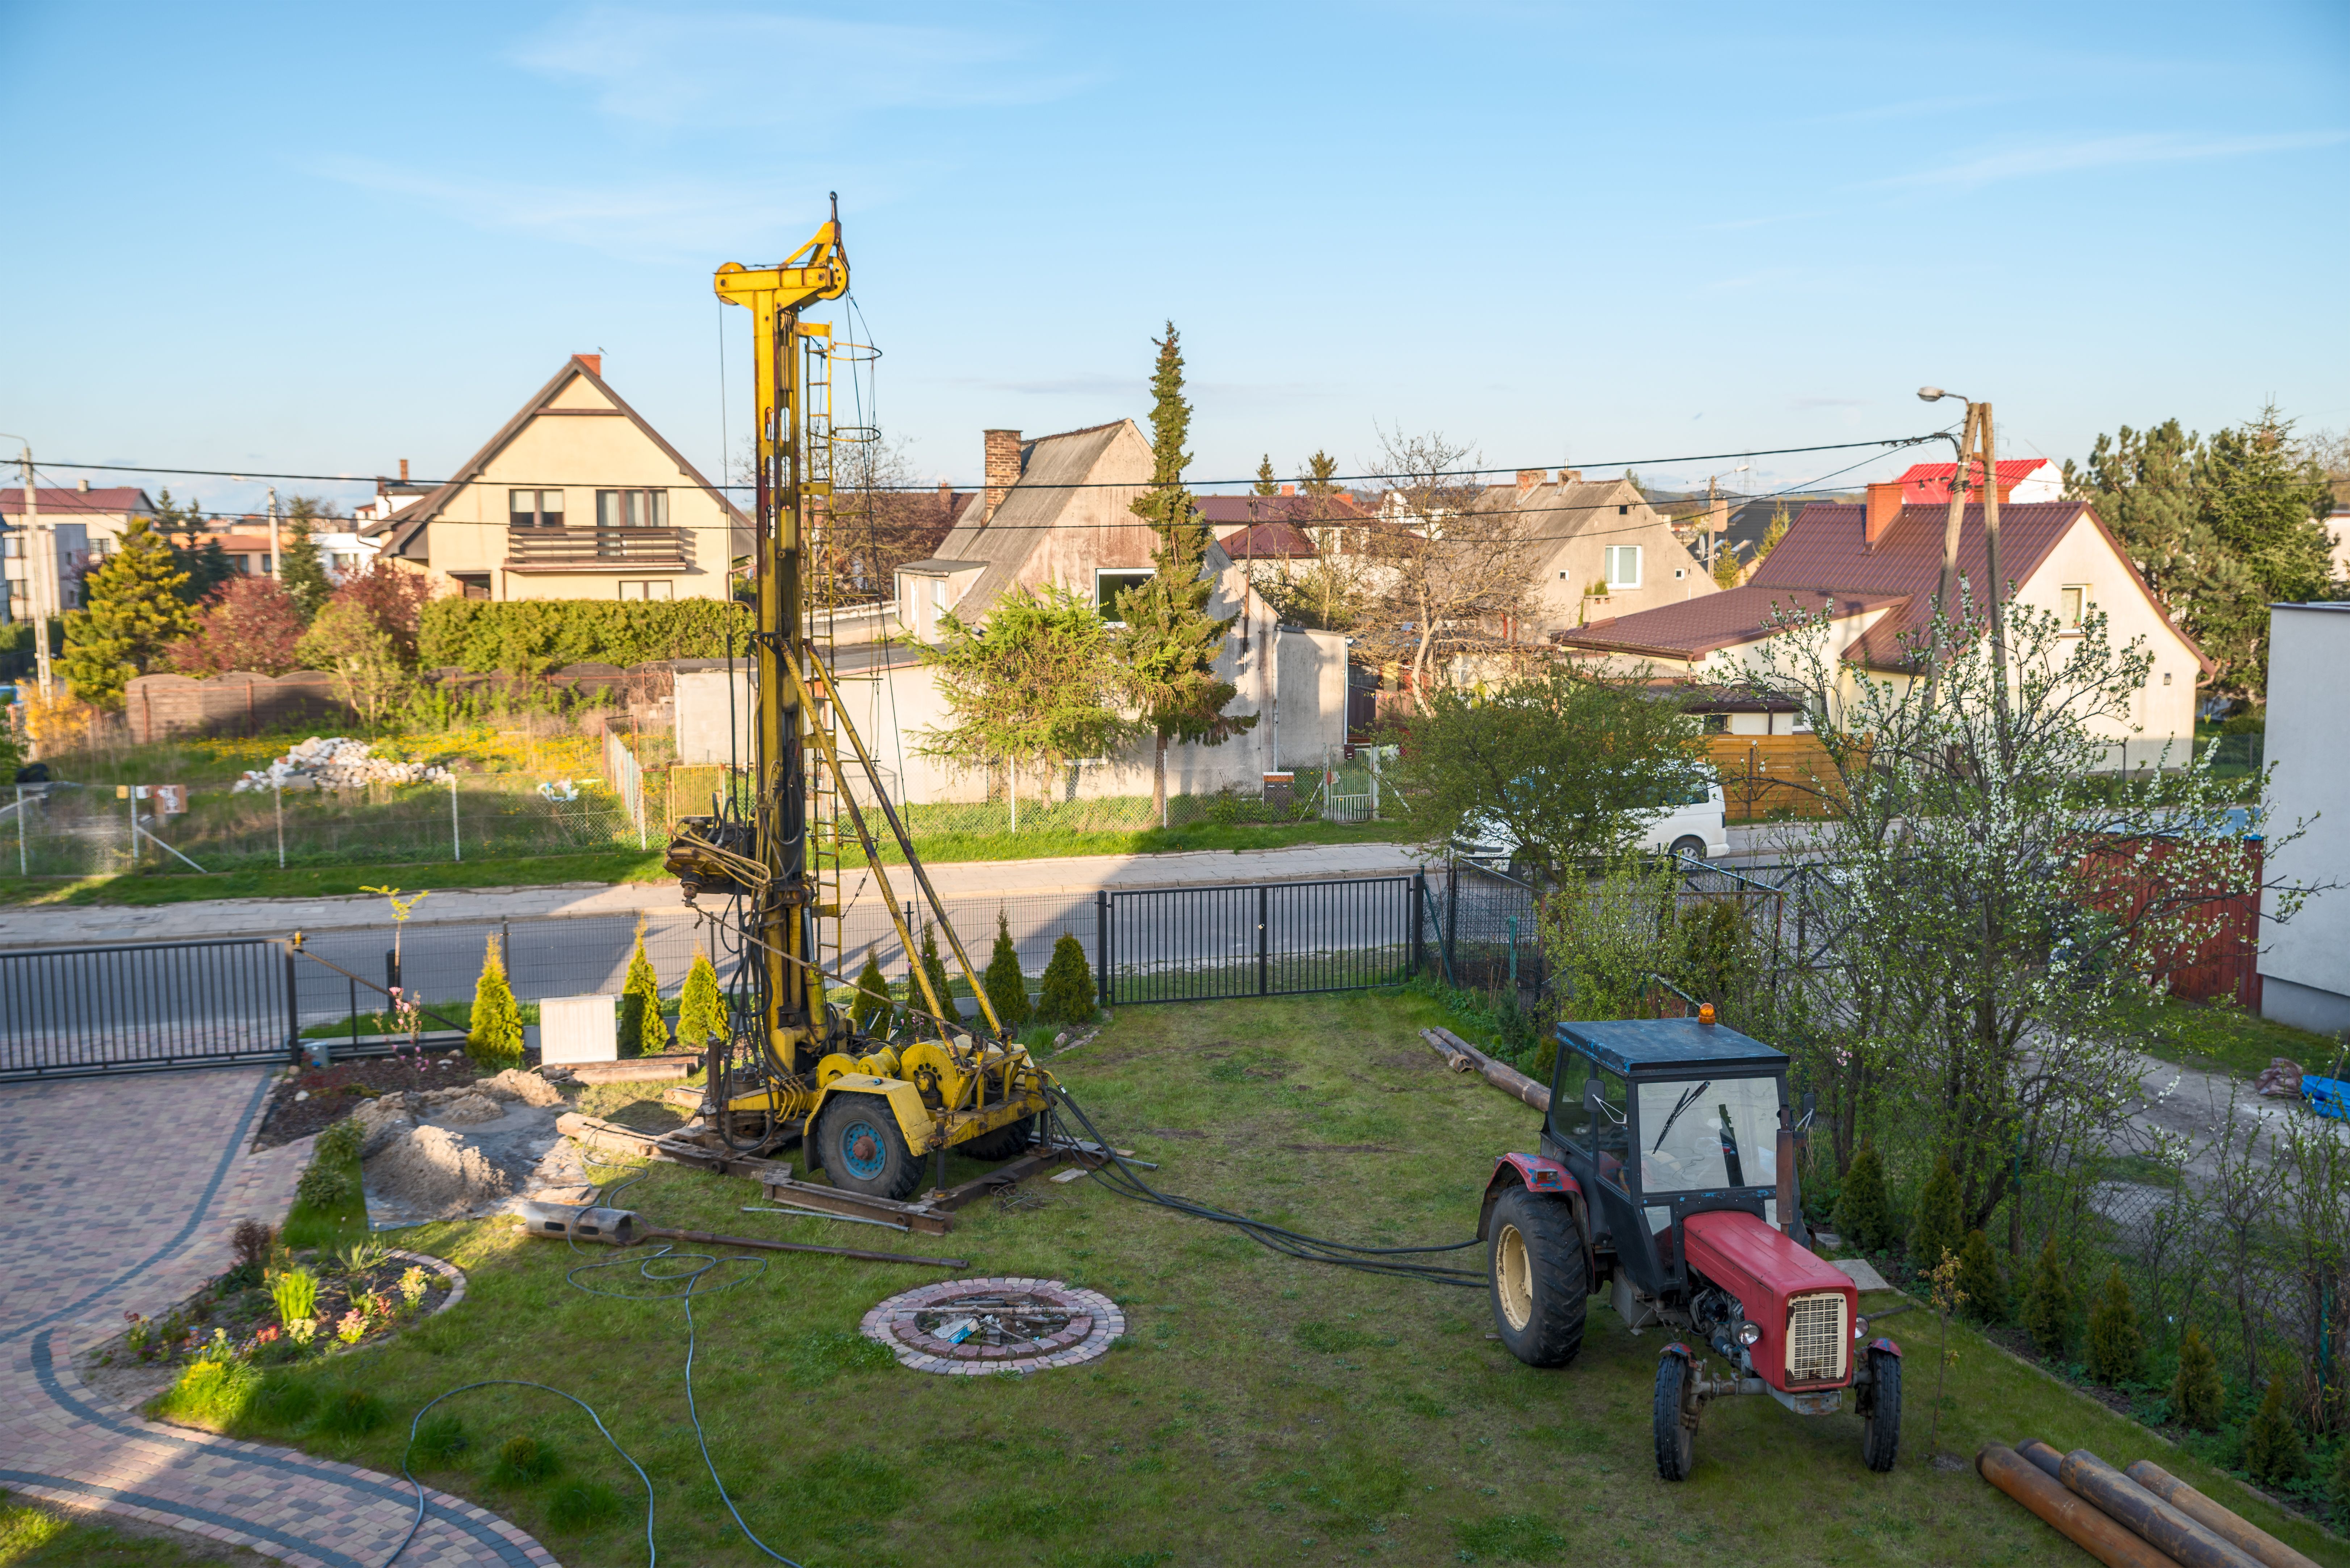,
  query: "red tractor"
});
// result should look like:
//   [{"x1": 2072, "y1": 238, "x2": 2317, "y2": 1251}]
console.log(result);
[{"x1": 1479, "y1": 1016, "x2": 1902, "y2": 1479}]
